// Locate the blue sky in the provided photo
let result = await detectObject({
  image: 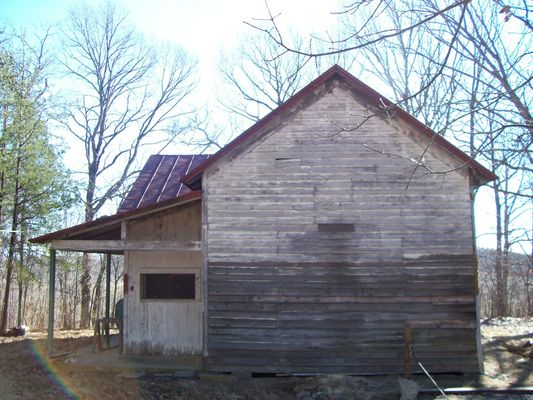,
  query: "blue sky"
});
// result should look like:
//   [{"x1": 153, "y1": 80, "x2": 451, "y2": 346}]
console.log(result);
[
  {"x1": 2, "y1": 0, "x2": 68, "y2": 26},
  {"x1": 2, "y1": 0, "x2": 338, "y2": 58}
]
